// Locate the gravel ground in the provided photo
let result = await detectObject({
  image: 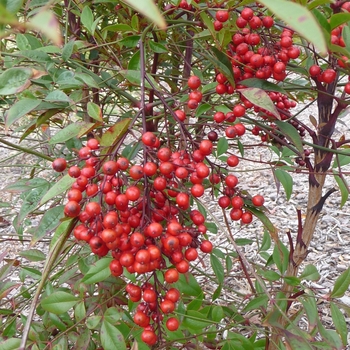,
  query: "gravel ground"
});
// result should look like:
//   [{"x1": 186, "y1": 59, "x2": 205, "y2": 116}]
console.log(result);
[{"x1": 1, "y1": 101, "x2": 350, "y2": 347}]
